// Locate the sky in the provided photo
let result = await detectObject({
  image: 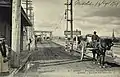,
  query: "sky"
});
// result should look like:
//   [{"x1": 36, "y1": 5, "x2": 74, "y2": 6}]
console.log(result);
[{"x1": 32, "y1": 0, "x2": 120, "y2": 37}]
